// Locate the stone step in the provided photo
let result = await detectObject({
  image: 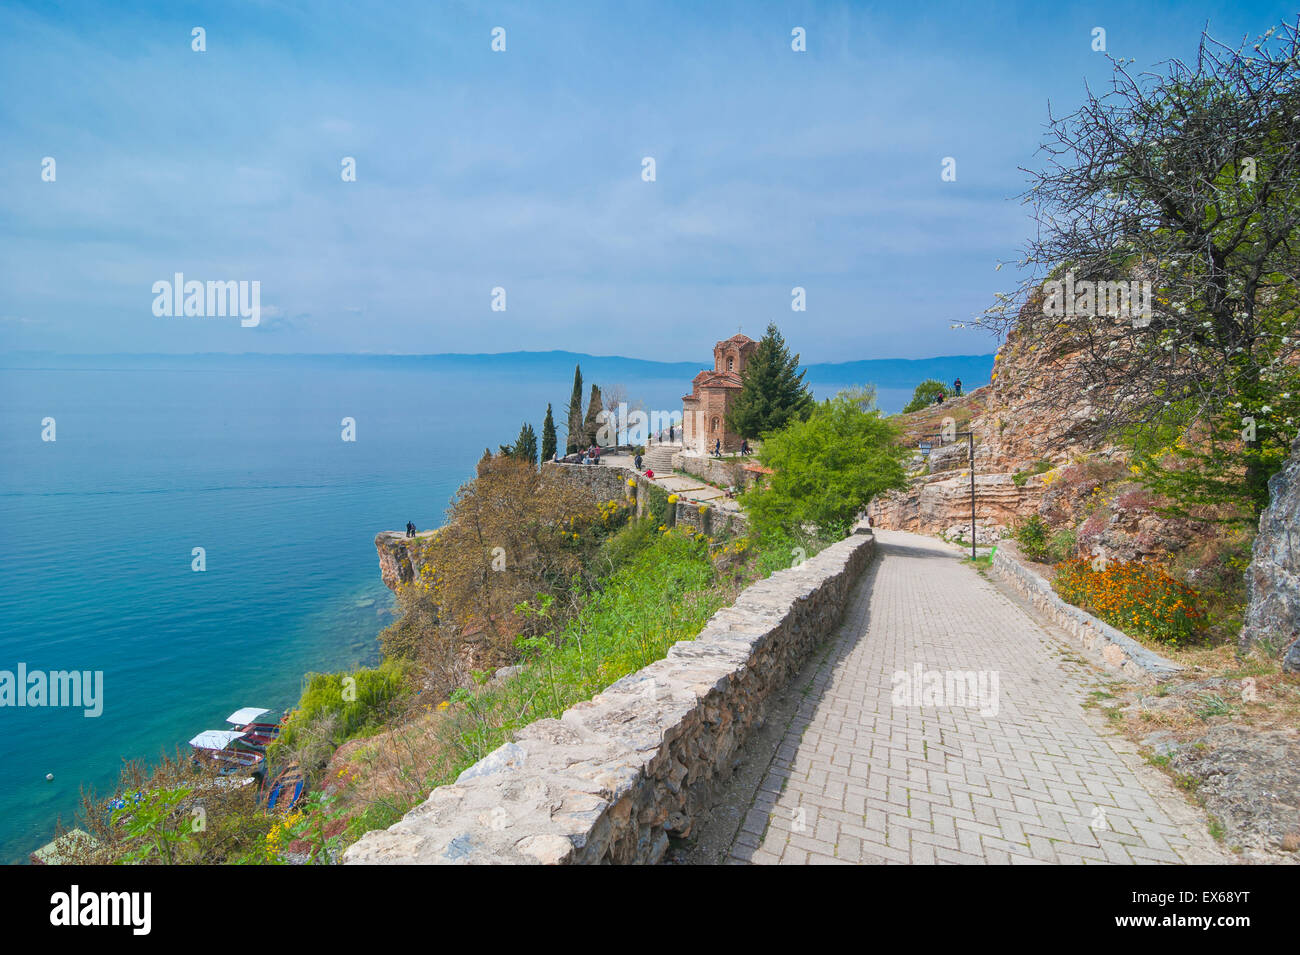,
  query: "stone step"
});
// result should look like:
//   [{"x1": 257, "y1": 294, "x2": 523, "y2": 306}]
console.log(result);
[{"x1": 643, "y1": 444, "x2": 680, "y2": 471}]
